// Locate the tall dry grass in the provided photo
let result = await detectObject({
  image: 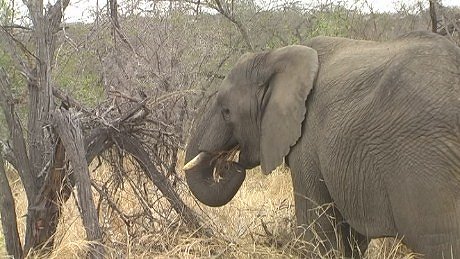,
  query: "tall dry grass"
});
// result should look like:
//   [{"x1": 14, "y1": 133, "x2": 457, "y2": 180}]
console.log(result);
[{"x1": 0, "y1": 158, "x2": 418, "y2": 258}]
